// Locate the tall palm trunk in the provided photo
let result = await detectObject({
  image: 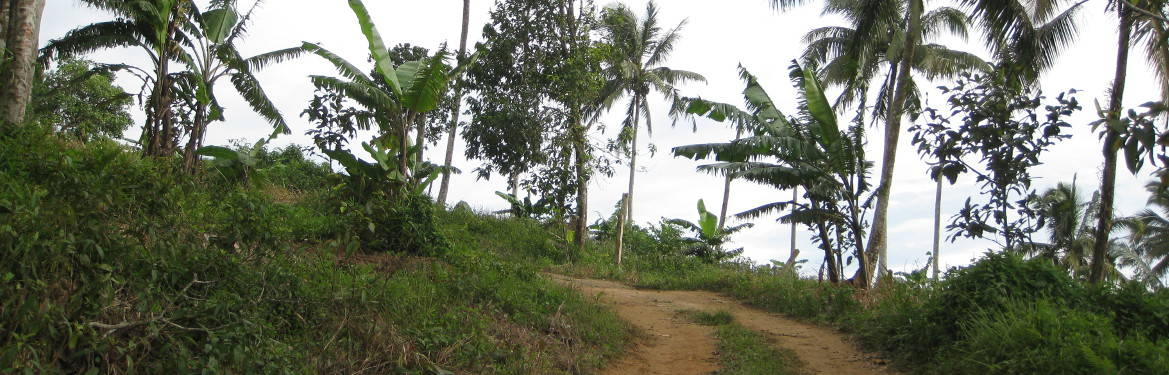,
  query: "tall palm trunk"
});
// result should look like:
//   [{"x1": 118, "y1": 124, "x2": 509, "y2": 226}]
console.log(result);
[
  {"x1": 718, "y1": 127, "x2": 743, "y2": 229},
  {"x1": 0, "y1": 0, "x2": 45, "y2": 126},
  {"x1": 437, "y1": 0, "x2": 471, "y2": 207},
  {"x1": 1091, "y1": 6, "x2": 1132, "y2": 283},
  {"x1": 790, "y1": 187, "x2": 798, "y2": 265},
  {"x1": 625, "y1": 95, "x2": 641, "y2": 223},
  {"x1": 865, "y1": 0, "x2": 922, "y2": 286},
  {"x1": 932, "y1": 171, "x2": 943, "y2": 280}
]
